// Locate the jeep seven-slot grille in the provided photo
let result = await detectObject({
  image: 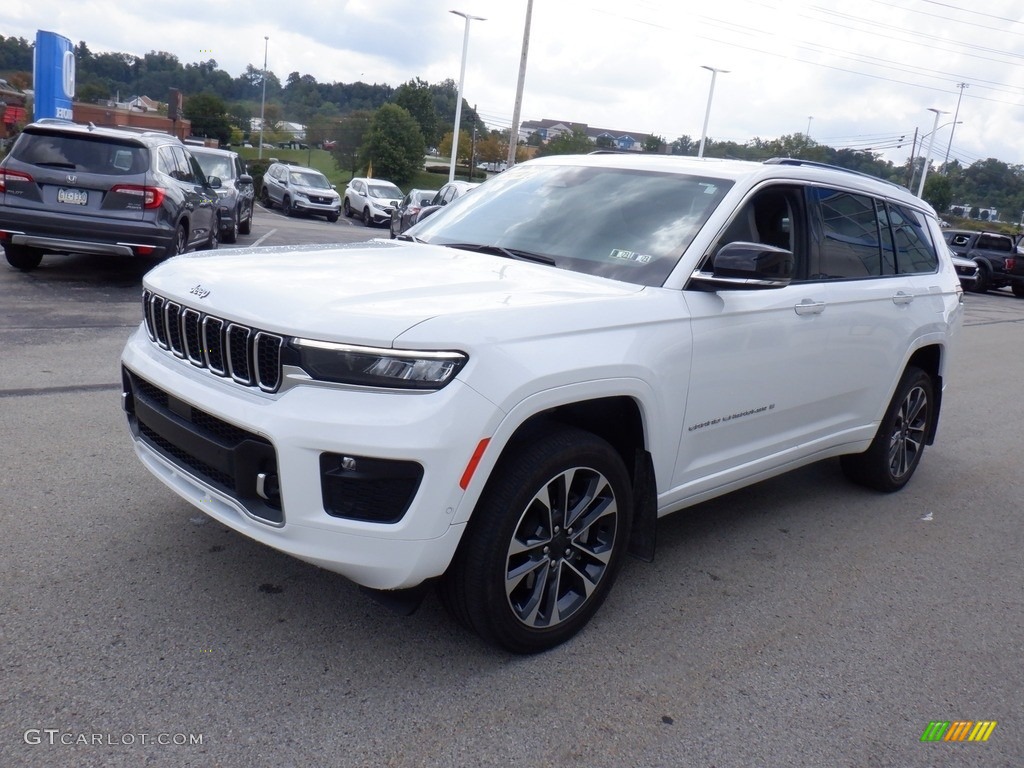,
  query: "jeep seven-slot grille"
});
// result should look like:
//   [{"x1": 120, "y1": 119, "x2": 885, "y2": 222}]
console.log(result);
[{"x1": 142, "y1": 290, "x2": 283, "y2": 392}]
